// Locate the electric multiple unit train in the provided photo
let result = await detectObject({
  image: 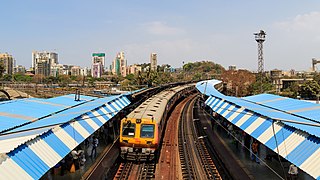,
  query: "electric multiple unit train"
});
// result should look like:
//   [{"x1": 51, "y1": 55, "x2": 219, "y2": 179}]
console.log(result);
[{"x1": 119, "y1": 85, "x2": 194, "y2": 161}]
